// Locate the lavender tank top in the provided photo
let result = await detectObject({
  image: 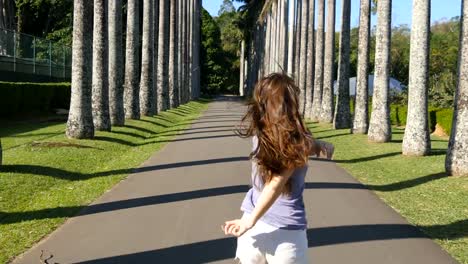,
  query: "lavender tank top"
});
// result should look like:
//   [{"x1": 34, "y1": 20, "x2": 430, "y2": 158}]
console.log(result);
[{"x1": 240, "y1": 136, "x2": 308, "y2": 230}]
